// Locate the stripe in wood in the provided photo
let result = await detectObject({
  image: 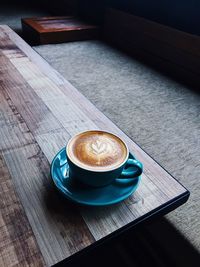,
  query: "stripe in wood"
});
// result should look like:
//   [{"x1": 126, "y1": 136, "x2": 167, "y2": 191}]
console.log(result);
[
  {"x1": 0, "y1": 154, "x2": 45, "y2": 267},
  {"x1": 0, "y1": 85, "x2": 35, "y2": 151},
  {"x1": 0, "y1": 67, "x2": 62, "y2": 135}
]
